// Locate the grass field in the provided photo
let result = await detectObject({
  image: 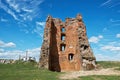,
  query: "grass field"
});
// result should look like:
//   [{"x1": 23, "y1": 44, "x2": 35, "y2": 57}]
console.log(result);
[
  {"x1": 0, "y1": 61, "x2": 120, "y2": 80},
  {"x1": 0, "y1": 61, "x2": 60, "y2": 80},
  {"x1": 78, "y1": 75, "x2": 120, "y2": 80},
  {"x1": 97, "y1": 61, "x2": 120, "y2": 68}
]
